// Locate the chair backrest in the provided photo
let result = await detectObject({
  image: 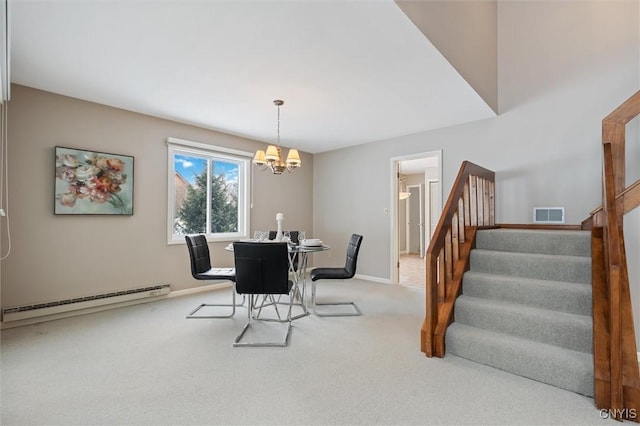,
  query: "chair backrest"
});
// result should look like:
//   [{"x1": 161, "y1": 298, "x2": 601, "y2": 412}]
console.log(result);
[
  {"x1": 344, "y1": 234, "x2": 363, "y2": 278},
  {"x1": 185, "y1": 235, "x2": 211, "y2": 277},
  {"x1": 268, "y1": 230, "x2": 299, "y2": 244},
  {"x1": 233, "y1": 242, "x2": 290, "y2": 295}
]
